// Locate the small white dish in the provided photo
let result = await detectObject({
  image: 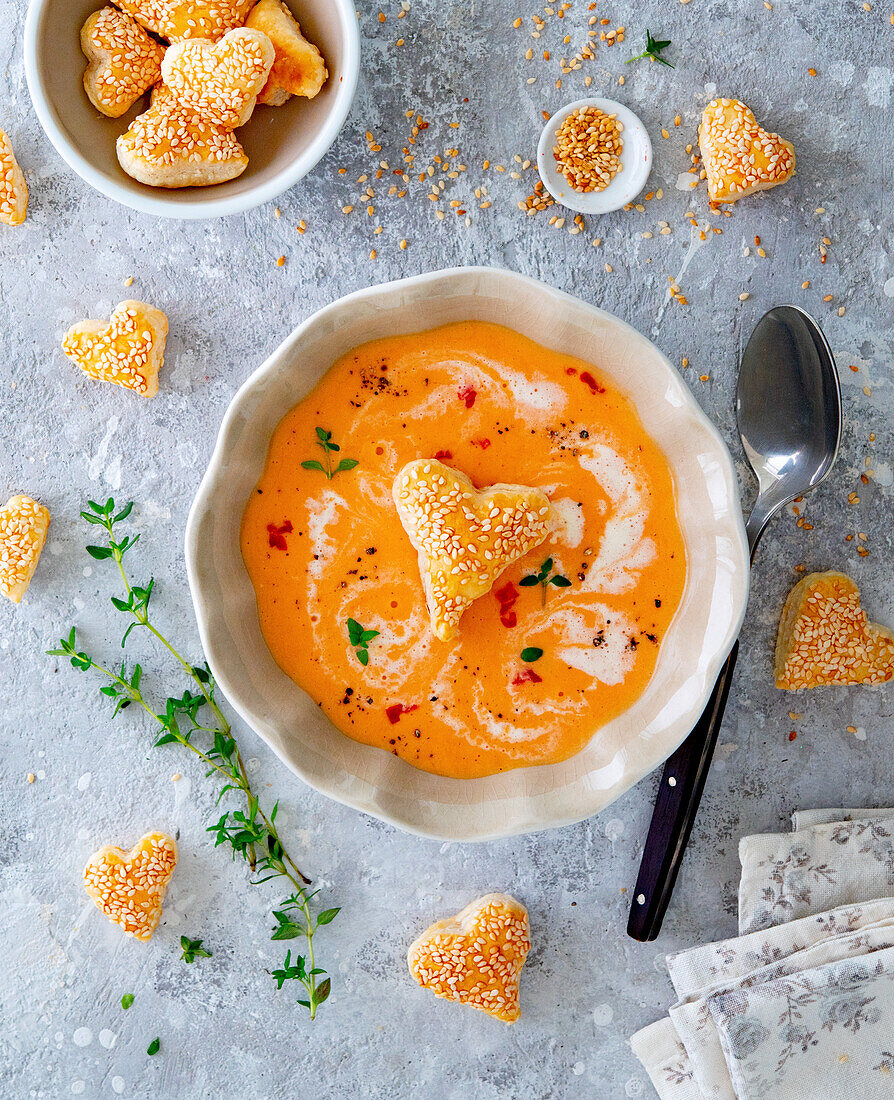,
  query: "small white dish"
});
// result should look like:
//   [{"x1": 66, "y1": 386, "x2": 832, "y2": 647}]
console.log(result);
[
  {"x1": 24, "y1": 0, "x2": 360, "y2": 219},
  {"x1": 186, "y1": 267, "x2": 749, "y2": 842},
  {"x1": 537, "y1": 97, "x2": 652, "y2": 215}
]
